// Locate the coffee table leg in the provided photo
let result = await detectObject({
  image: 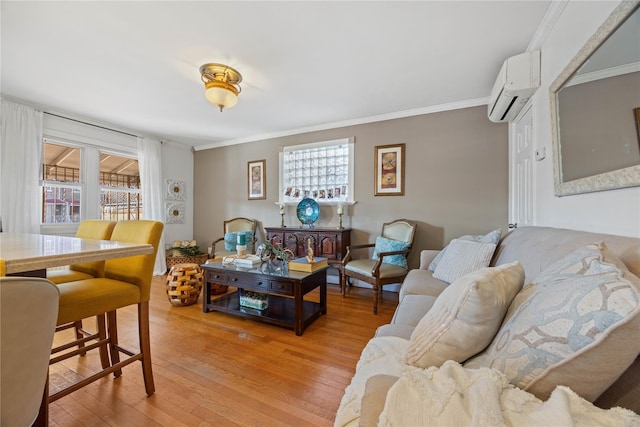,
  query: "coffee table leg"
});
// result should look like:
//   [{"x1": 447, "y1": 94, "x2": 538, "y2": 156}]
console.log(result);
[
  {"x1": 203, "y1": 279, "x2": 210, "y2": 312},
  {"x1": 321, "y1": 273, "x2": 327, "y2": 315},
  {"x1": 294, "y1": 284, "x2": 303, "y2": 336}
]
